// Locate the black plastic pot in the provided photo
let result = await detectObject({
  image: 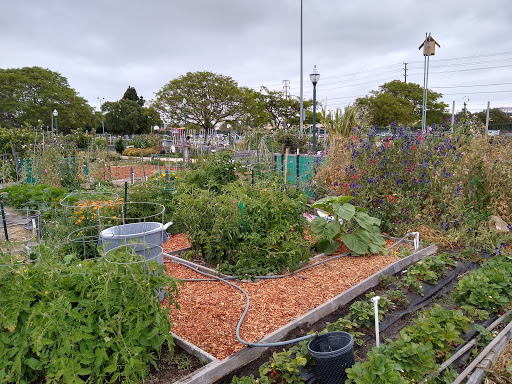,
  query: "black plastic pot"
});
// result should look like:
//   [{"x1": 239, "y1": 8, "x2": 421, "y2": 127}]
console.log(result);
[{"x1": 307, "y1": 331, "x2": 355, "y2": 384}]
